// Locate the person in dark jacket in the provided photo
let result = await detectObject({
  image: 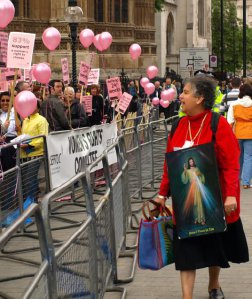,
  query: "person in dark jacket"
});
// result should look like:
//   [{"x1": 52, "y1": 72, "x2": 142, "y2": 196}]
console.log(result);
[
  {"x1": 40, "y1": 79, "x2": 70, "y2": 131},
  {"x1": 64, "y1": 86, "x2": 88, "y2": 128},
  {"x1": 89, "y1": 84, "x2": 104, "y2": 126}
]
